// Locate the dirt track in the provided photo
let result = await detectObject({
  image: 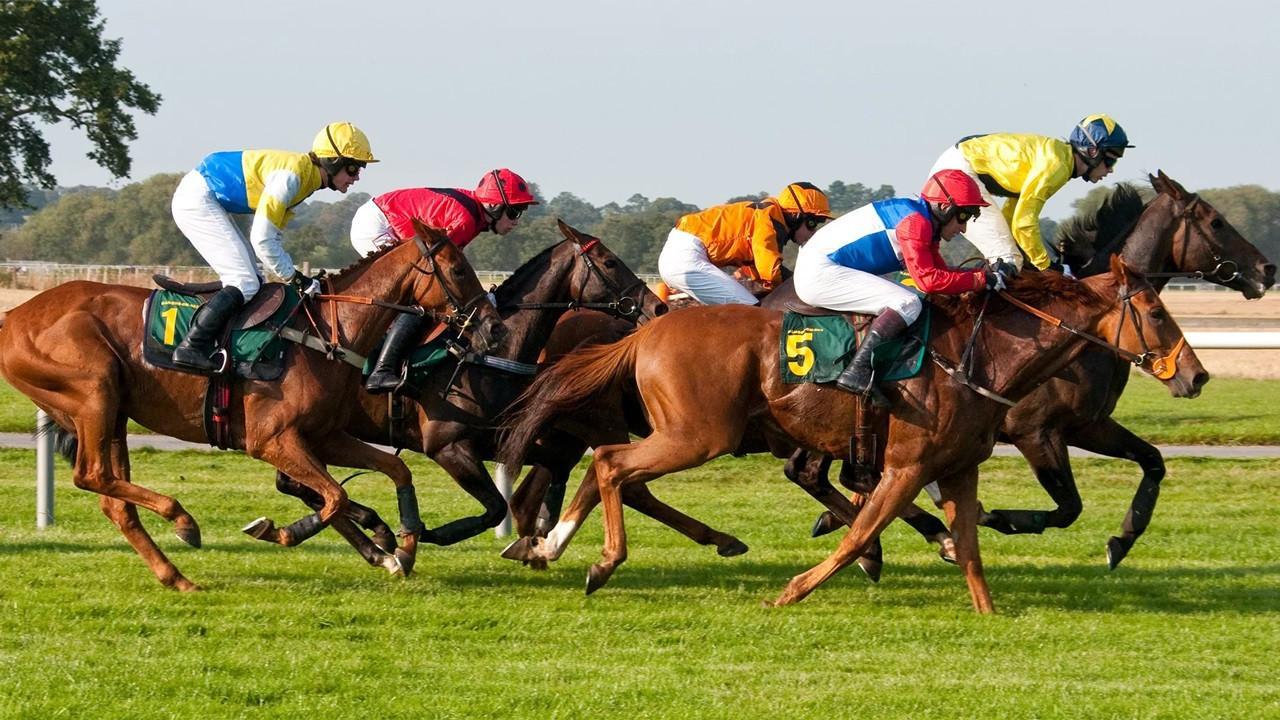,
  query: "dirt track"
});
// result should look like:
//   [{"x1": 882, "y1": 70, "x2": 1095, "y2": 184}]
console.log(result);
[{"x1": 3, "y1": 288, "x2": 1278, "y2": 378}]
